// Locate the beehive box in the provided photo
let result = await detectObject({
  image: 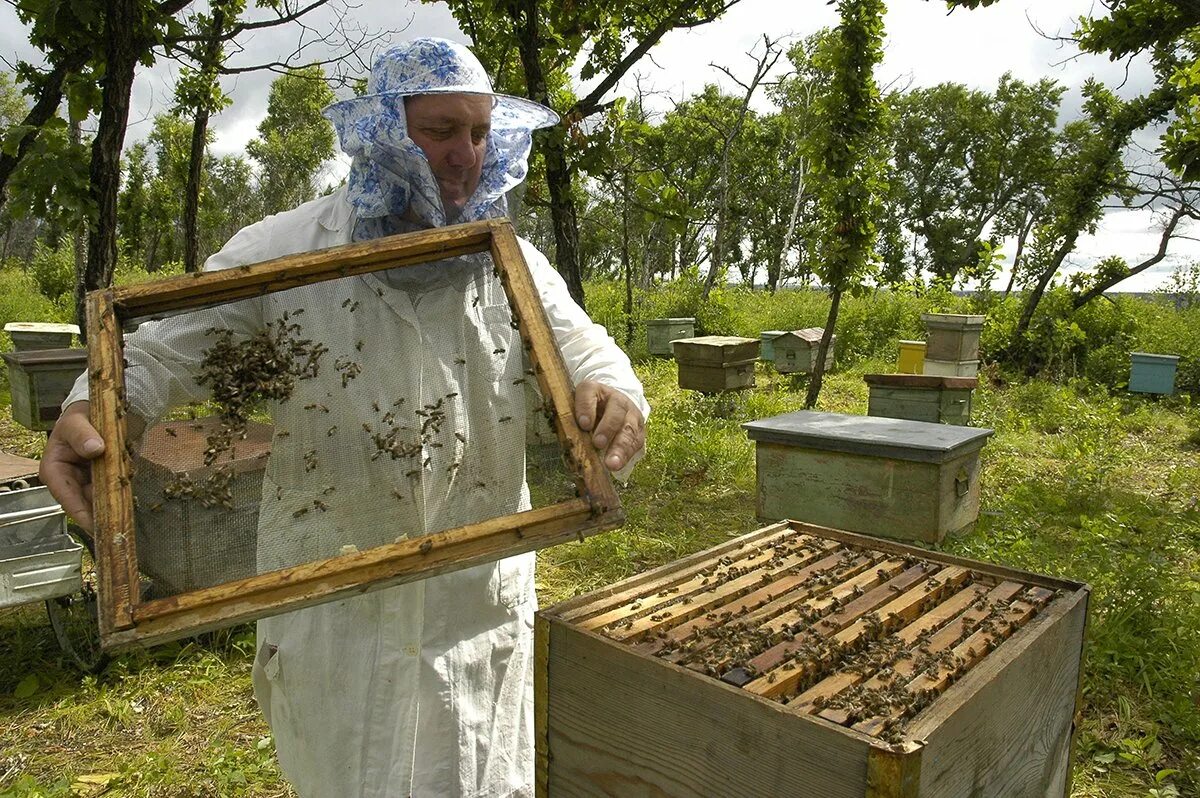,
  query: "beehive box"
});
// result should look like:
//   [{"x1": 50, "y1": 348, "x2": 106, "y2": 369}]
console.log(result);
[
  {"x1": 2, "y1": 348, "x2": 88, "y2": 431},
  {"x1": 922, "y1": 358, "x2": 979, "y2": 378},
  {"x1": 1129, "y1": 352, "x2": 1180, "y2": 395},
  {"x1": 672, "y1": 335, "x2": 759, "y2": 392},
  {"x1": 920, "y1": 314, "x2": 984, "y2": 363},
  {"x1": 864, "y1": 374, "x2": 976, "y2": 426},
  {"x1": 3, "y1": 322, "x2": 80, "y2": 352},
  {"x1": 774, "y1": 328, "x2": 835, "y2": 375},
  {"x1": 897, "y1": 341, "x2": 925, "y2": 374},
  {"x1": 759, "y1": 330, "x2": 786, "y2": 362},
  {"x1": 646, "y1": 318, "x2": 696, "y2": 357},
  {"x1": 132, "y1": 417, "x2": 273, "y2": 595},
  {"x1": 743, "y1": 411, "x2": 993, "y2": 543},
  {"x1": 537, "y1": 521, "x2": 1089, "y2": 798}
]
